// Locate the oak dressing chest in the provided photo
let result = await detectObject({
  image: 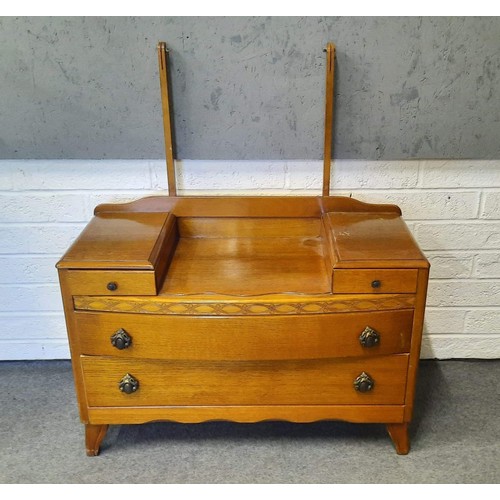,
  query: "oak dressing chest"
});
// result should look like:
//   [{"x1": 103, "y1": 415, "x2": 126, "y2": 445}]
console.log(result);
[{"x1": 57, "y1": 43, "x2": 429, "y2": 455}]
